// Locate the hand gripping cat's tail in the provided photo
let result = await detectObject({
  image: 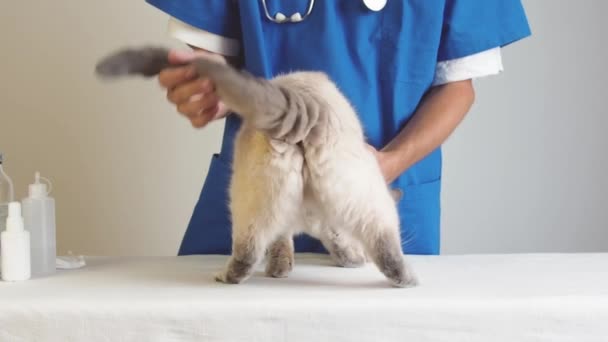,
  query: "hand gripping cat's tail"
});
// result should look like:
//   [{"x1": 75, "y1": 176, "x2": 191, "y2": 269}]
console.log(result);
[{"x1": 95, "y1": 46, "x2": 305, "y2": 141}]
